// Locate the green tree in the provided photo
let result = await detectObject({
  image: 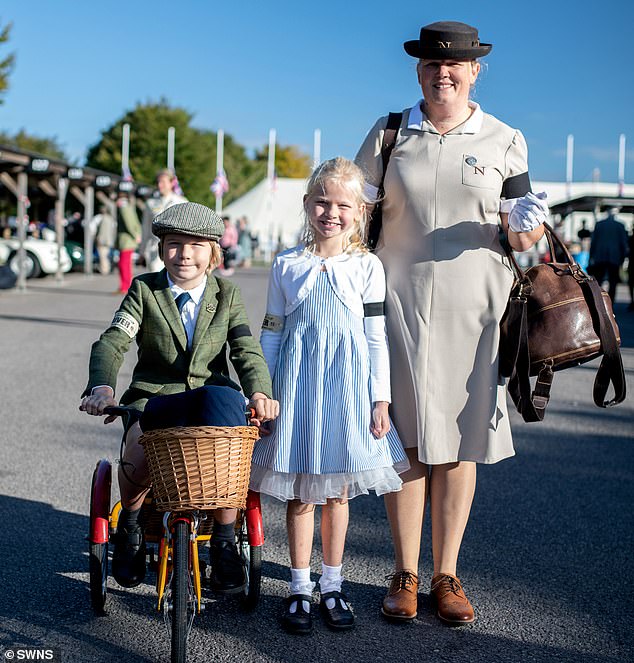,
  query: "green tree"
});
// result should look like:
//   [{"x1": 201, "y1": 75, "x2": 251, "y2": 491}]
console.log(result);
[
  {"x1": 0, "y1": 129, "x2": 67, "y2": 160},
  {"x1": 255, "y1": 144, "x2": 312, "y2": 178},
  {"x1": 0, "y1": 20, "x2": 15, "y2": 104},
  {"x1": 85, "y1": 99, "x2": 260, "y2": 206}
]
